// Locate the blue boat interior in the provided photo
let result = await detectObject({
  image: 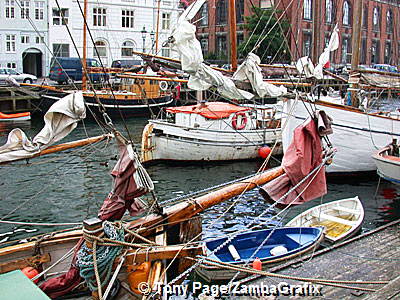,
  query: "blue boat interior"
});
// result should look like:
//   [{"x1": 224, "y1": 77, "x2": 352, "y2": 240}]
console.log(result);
[{"x1": 206, "y1": 227, "x2": 322, "y2": 263}]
